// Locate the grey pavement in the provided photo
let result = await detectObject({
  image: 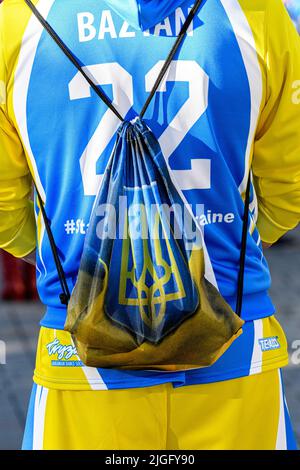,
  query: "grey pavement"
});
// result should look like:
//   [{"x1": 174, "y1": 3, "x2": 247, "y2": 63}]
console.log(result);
[
  {"x1": 0, "y1": 228, "x2": 299, "y2": 450},
  {"x1": 0, "y1": 302, "x2": 42, "y2": 449}
]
